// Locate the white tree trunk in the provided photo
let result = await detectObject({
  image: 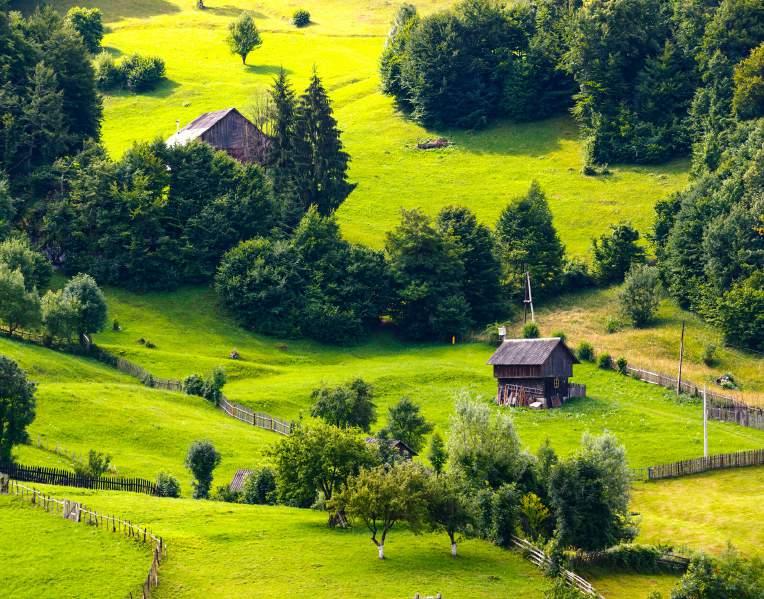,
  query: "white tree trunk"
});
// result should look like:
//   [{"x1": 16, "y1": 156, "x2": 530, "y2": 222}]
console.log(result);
[
  {"x1": 378, "y1": 544, "x2": 385, "y2": 559},
  {"x1": 451, "y1": 542, "x2": 457, "y2": 557}
]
